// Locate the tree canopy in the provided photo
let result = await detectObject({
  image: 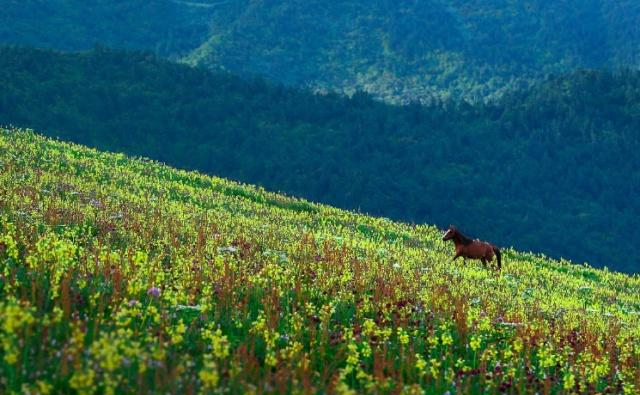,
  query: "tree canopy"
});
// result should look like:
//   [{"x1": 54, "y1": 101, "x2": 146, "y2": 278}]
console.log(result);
[{"x1": 2, "y1": 1, "x2": 639, "y2": 102}]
